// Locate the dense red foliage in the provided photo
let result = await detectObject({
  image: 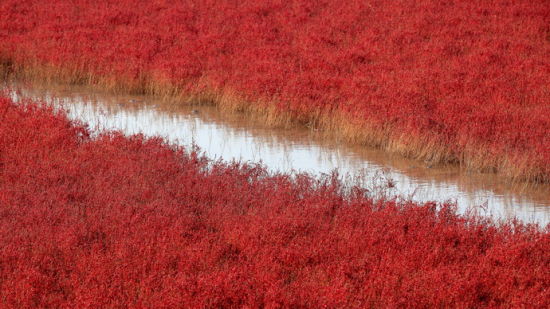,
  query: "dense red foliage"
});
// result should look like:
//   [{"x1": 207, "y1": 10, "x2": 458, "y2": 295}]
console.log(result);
[
  {"x1": 0, "y1": 0, "x2": 549, "y2": 181},
  {"x1": 1, "y1": 96, "x2": 548, "y2": 307}
]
